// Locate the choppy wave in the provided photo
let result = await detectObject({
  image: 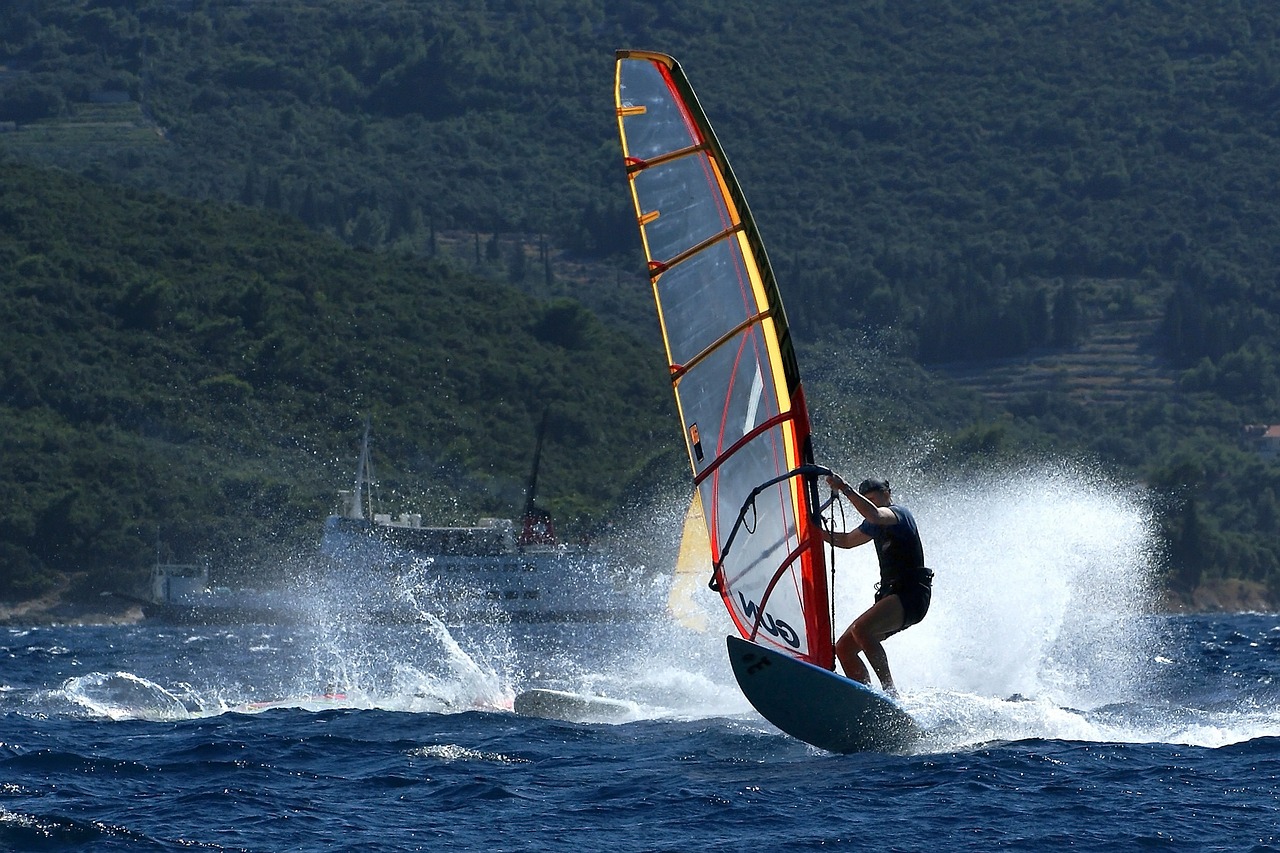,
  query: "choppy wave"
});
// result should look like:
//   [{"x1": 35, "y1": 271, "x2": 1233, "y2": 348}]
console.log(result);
[{"x1": 3, "y1": 463, "x2": 1280, "y2": 851}]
